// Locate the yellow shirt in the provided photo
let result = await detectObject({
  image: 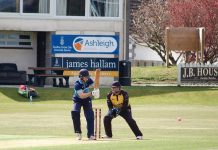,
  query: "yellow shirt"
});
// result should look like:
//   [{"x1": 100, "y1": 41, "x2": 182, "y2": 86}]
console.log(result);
[{"x1": 110, "y1": 94, "x2": 124, "y2": 108}]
